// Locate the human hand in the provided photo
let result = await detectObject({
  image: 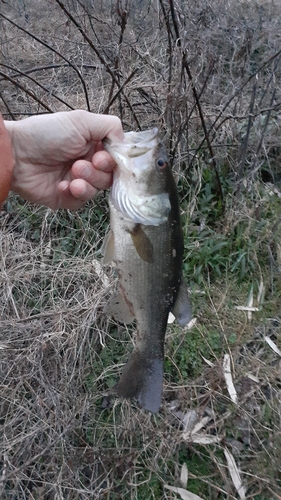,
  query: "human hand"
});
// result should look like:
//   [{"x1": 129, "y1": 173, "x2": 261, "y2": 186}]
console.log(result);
[
  {"x1": 0, "y1": 113, "x2": 14, "y2": 207},
  {"x1": 5, "y1": 110, "x2": 124, "y2": 210}
]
